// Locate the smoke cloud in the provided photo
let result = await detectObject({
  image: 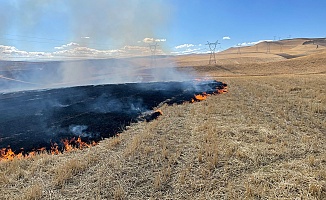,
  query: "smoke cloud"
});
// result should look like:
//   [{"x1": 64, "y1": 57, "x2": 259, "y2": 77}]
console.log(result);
[
  {"x1": 0, "y1": 0, "x2": 194, "y2": 93},
  {"x1": 68, "y1": 0, "x2": 171, "y2": 47},
  {"x1": 2, "y1": 0, "x2": 171, "y2": 48}
]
